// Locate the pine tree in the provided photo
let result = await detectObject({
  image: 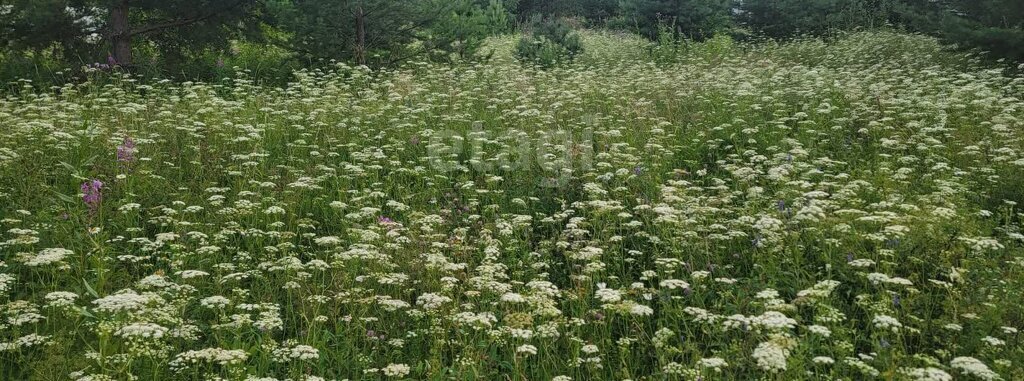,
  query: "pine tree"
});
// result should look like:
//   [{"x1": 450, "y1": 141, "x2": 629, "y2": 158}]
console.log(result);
[{"x1": 0, "y1": 0, "x2": 262, "y2": 66}]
